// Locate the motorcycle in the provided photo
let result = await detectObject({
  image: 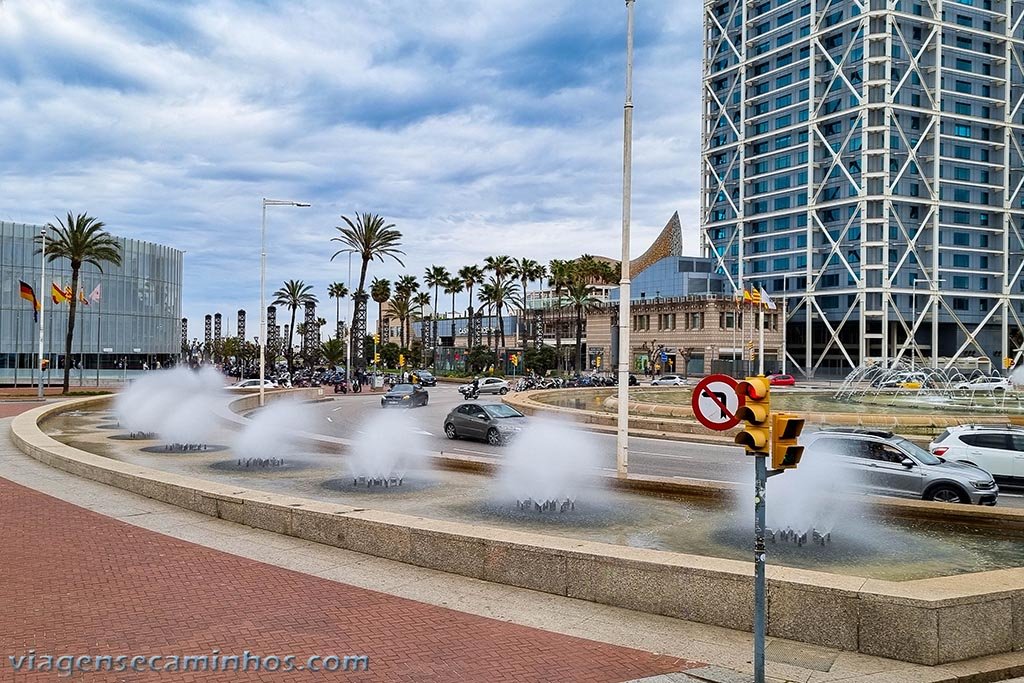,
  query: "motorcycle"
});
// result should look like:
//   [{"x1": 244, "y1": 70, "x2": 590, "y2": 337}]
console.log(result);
[{"x1": 458, "y1": 384, "x2": 480, "y2": 400}]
